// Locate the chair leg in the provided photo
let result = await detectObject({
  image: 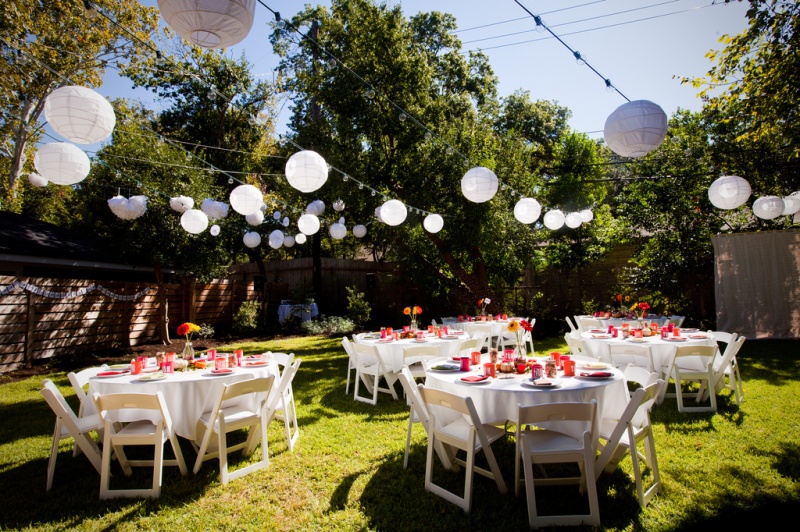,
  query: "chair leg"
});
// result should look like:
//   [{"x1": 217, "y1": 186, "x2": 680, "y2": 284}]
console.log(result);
[
  {"x1": 218, "y1": 420, "x2": 230, "y2": 485},
  {"x1": 152, "y1": 435, "x2": 164, "y2": 498},
  {"x1": 46, "y1": 421, "x2": 62, "y2": 492},
  {"x1": 403, "y1": 414, "x2": 413, "y2": 469}
]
